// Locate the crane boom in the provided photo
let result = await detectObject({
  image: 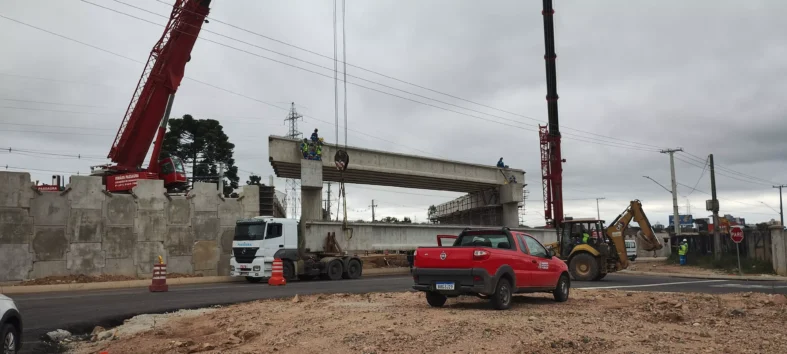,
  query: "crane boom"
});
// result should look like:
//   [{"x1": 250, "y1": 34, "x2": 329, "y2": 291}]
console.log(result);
[
  {"x1": 108, "y1": 0, "x2": 211, "y2": 171},
  {"x1": 540, "y1": 0, "x2": 564, "y2": 228}
]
